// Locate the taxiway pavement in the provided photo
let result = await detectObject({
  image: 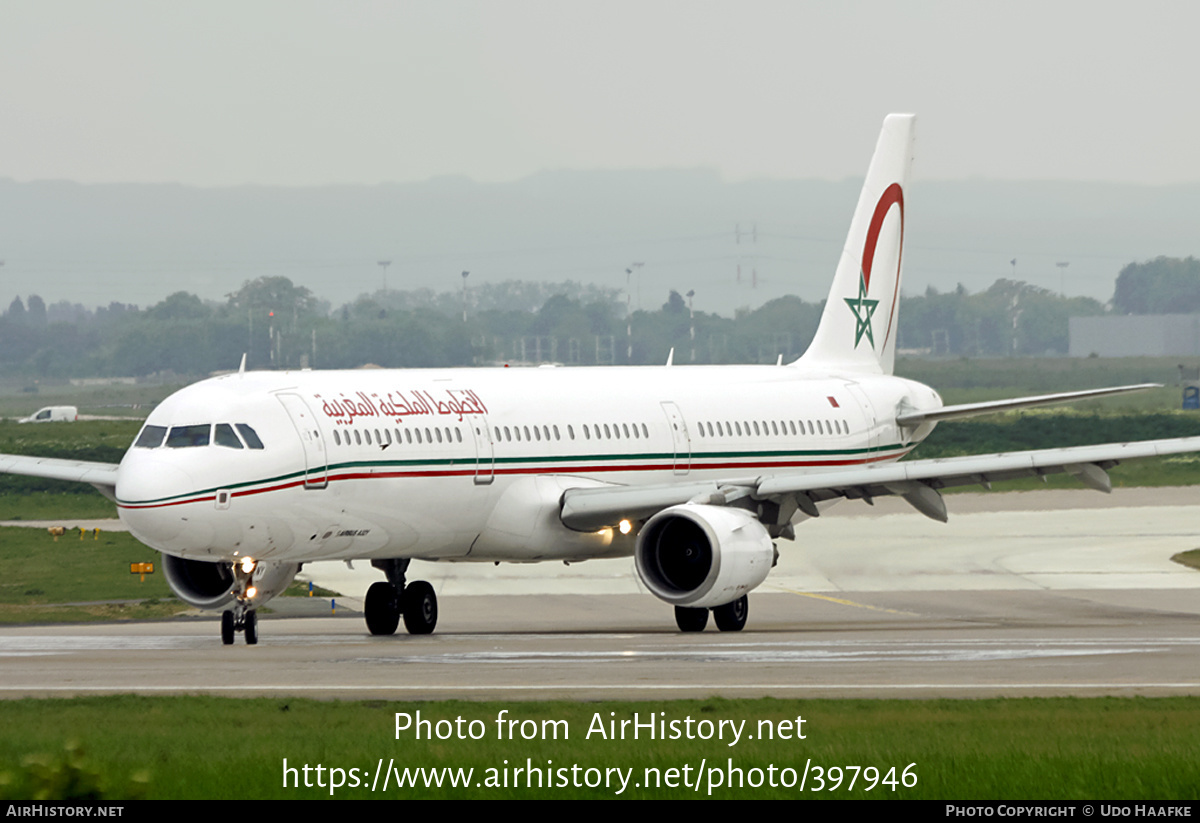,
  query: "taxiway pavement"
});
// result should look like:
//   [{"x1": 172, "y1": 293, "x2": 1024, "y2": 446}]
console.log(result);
[{"x1": 1, "y1": 487, "x2": 1198, "y2": 700}]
